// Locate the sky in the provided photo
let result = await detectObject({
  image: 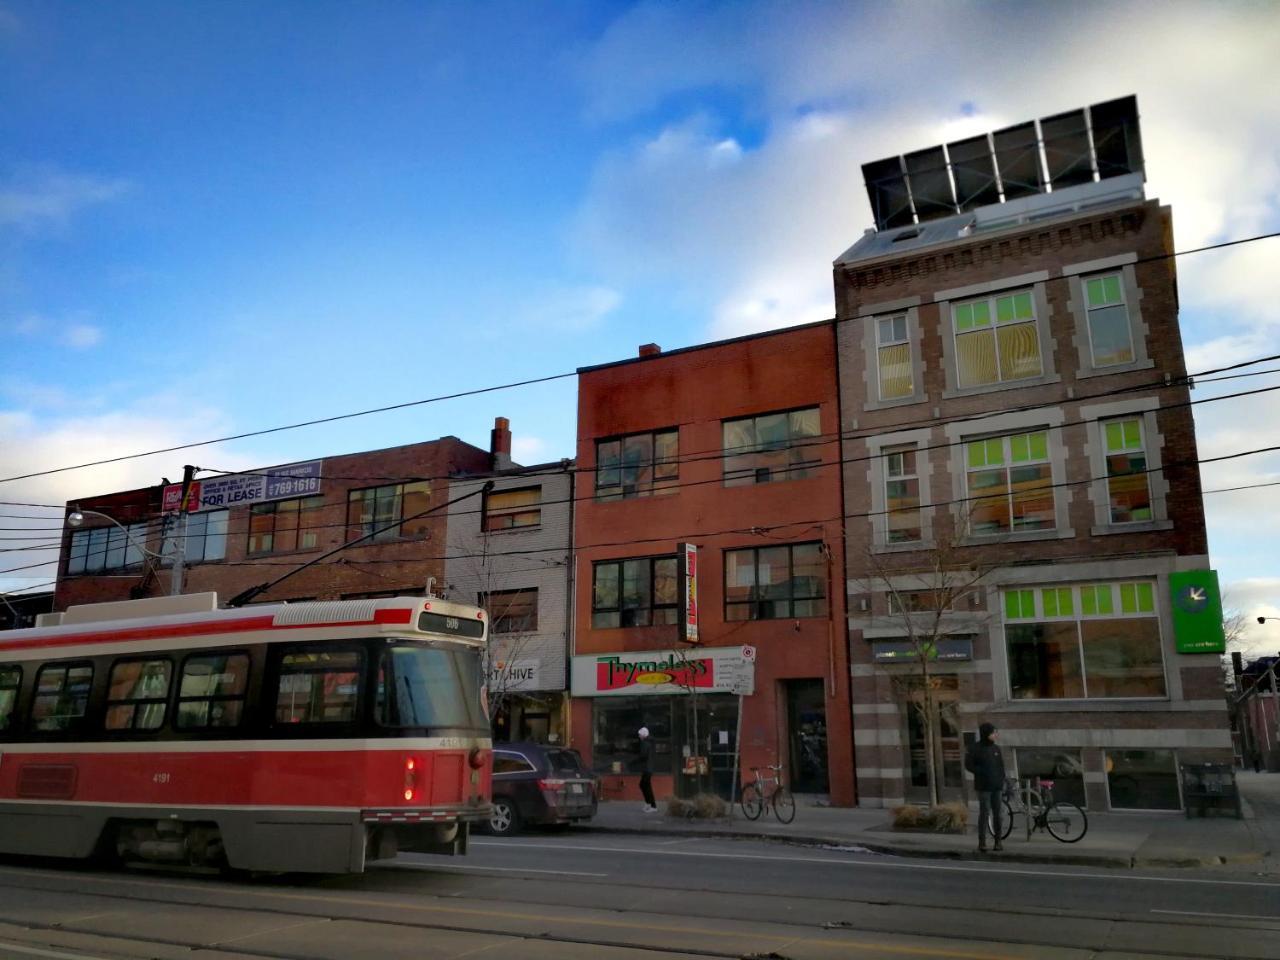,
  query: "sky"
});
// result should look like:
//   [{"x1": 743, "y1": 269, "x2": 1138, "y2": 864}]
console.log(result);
[{"x1": 2, "y1": 0, "x2": 1279, "y2": 655}]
